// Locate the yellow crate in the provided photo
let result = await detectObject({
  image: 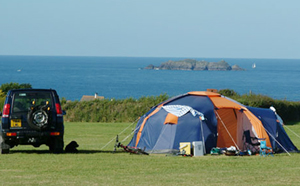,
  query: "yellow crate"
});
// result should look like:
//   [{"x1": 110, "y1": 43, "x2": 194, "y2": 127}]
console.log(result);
[{"x1": 179, "y1": 142, "x2": 191, "y2": 155}]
